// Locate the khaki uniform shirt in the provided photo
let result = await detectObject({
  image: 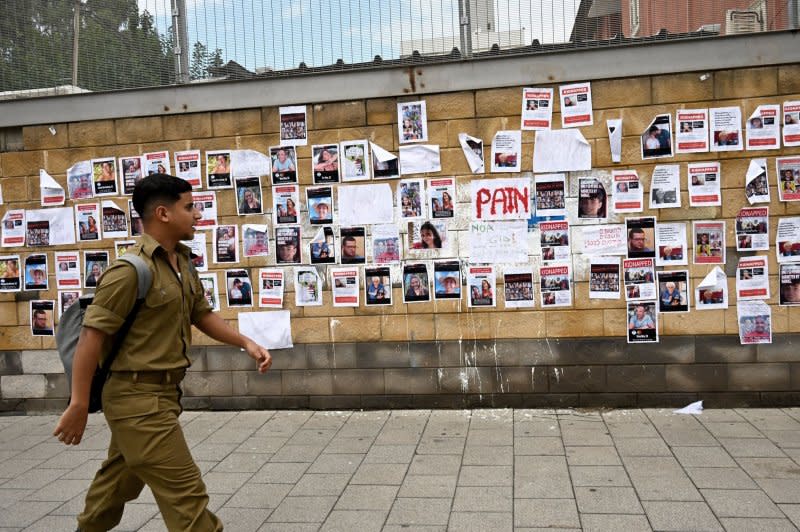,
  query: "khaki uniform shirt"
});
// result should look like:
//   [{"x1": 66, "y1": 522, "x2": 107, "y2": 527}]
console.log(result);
[{"x1": 83, "y1": 233, "x2": 212, "y2": 371}]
